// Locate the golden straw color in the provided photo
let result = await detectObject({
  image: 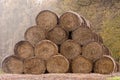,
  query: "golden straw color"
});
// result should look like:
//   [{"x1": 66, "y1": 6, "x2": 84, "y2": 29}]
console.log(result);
[
  {"x1": 82, "y1": 42, "x2": 103, "y2": 62},
  {"x1": 47, "y1": 26, "x2": 68, "y2": 45},
  {"x1": 94, "y1": 55, "x2": 116, "y2": 74},
  {"x1": 59, "y1": 11, "x2": 83, "y2": 31},
  {"x1": 47, "y1": 55, "x2": 69, "y2": 73},
  {"x1": 2, "y1": 55, "x2": 23, "y2": 74},
  {"x1": 2, "y1": 10, "x2": 117, "y2": 74},
  {"x1": 23, "y1": 57, "x2": 46, "y2": 74},
  {"x1": 35, "y1": 40, "x2": 58, "y2": 61},
  {"x1": 60, "y1": 40, "x2": 82, "y2": 60},
  {"x1": 36, "y1": 10, "x2": 58, "y2": 32},
  {"x1": 72, "y1": 27, "x2": 94, "y2": 46},
  {"x1": 72, "y1": 56, "x2": 93, "y2": 73},
  {"x1": 24, "y1": 26, "x2": 46, "y2": 46},
  {"x1": 14, "y1": 41, "x2": 34, "y2": 59}
]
